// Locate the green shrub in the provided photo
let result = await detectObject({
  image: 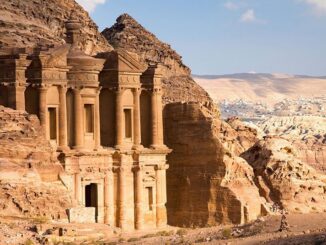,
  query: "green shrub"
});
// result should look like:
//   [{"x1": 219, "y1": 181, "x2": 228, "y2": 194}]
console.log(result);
[
  {"x1": 176, "y1": 229, "x2": 188, "y2": 236},
  {"x1": 24, "y1": 239, "x2": 34, "y2": 245},
  {"x1": 156, "y1": 230, "x2": 174, "y2": 237},
  {"x1": 128, "y1": 237, "x2": 141, "y2": 242},
  {"x1": 222, "y1": 228, "x2": 232, "y2": 239}
]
